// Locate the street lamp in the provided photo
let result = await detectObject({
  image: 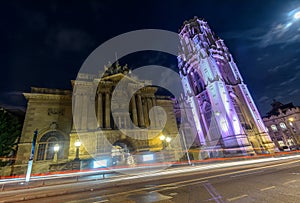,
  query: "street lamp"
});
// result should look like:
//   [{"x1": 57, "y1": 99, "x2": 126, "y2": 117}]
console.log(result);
[
  {"x1": 166, "y1": 137, "x2": 171, "y2": 143},
  {"x1": 74, "y1": 139, "x2": 81, "y2": 160},
  {"x1": 160, "y1": 135, "x2": 166, "y2": 141},
  {"x1": 53, "y1": 144, "x2": 59, "y2": 162},
  {"x1": 160, "y1": 135, "x2": 171, "y2": 149}
]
